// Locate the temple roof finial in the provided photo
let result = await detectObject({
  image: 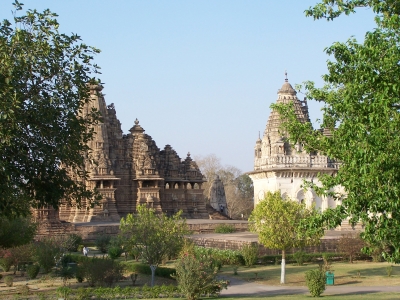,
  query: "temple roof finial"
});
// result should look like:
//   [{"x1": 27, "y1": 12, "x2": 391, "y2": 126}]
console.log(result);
[{"x1": 285, "y1": 70, "x2": 288, "y2": 82}]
